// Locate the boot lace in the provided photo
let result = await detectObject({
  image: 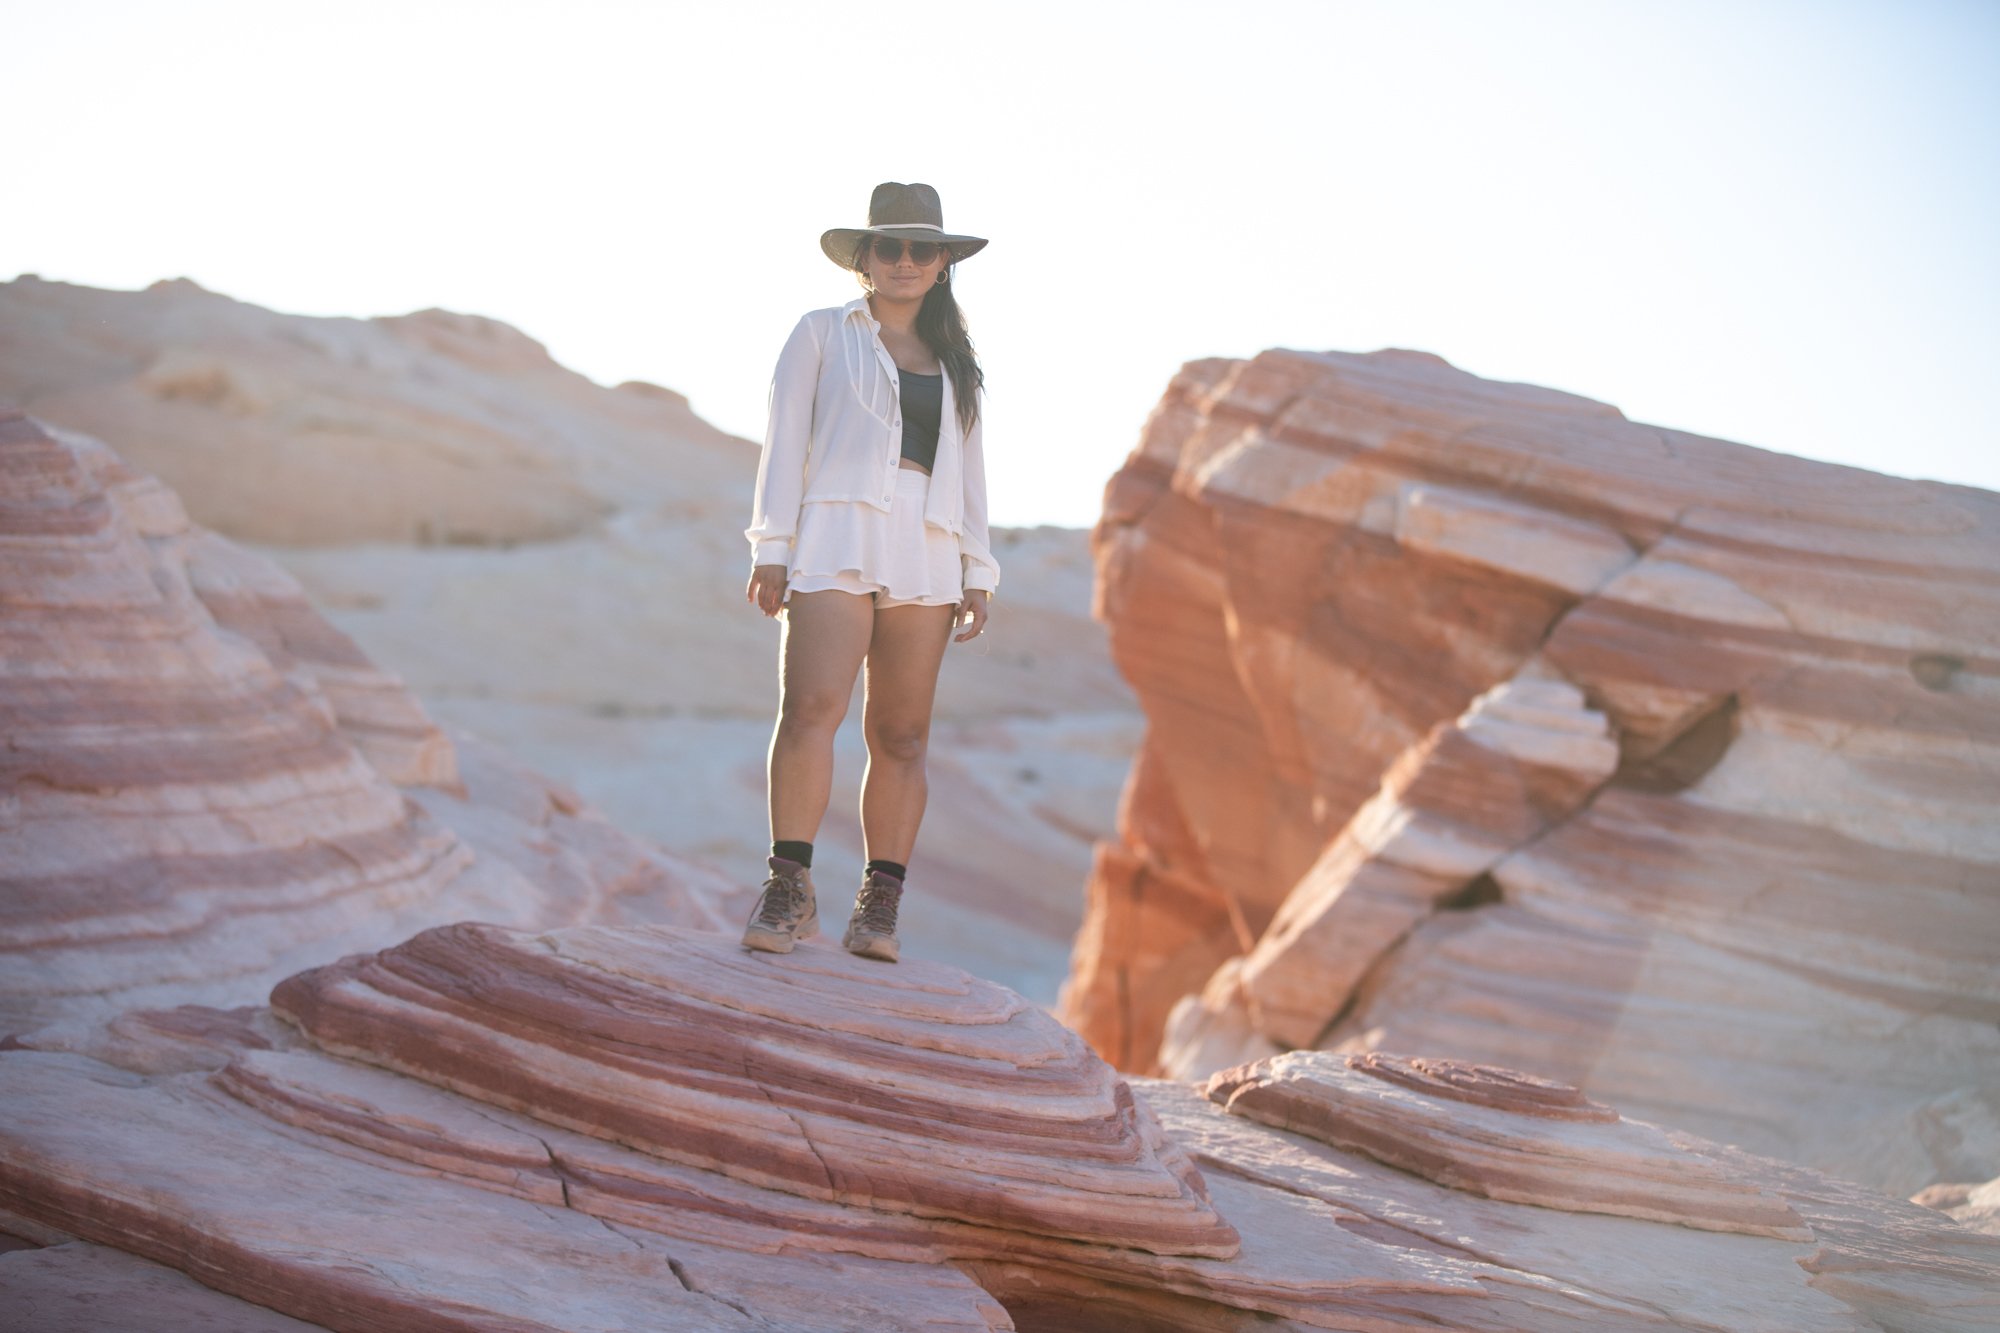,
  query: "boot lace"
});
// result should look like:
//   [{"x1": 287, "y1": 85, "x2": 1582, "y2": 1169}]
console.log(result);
[
  {"x1": 853, "y1": 875, "x2": 902, "y2": 936},
  {"x1": 754, "y1": 867, "x2": 810, "y2": 928}
]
